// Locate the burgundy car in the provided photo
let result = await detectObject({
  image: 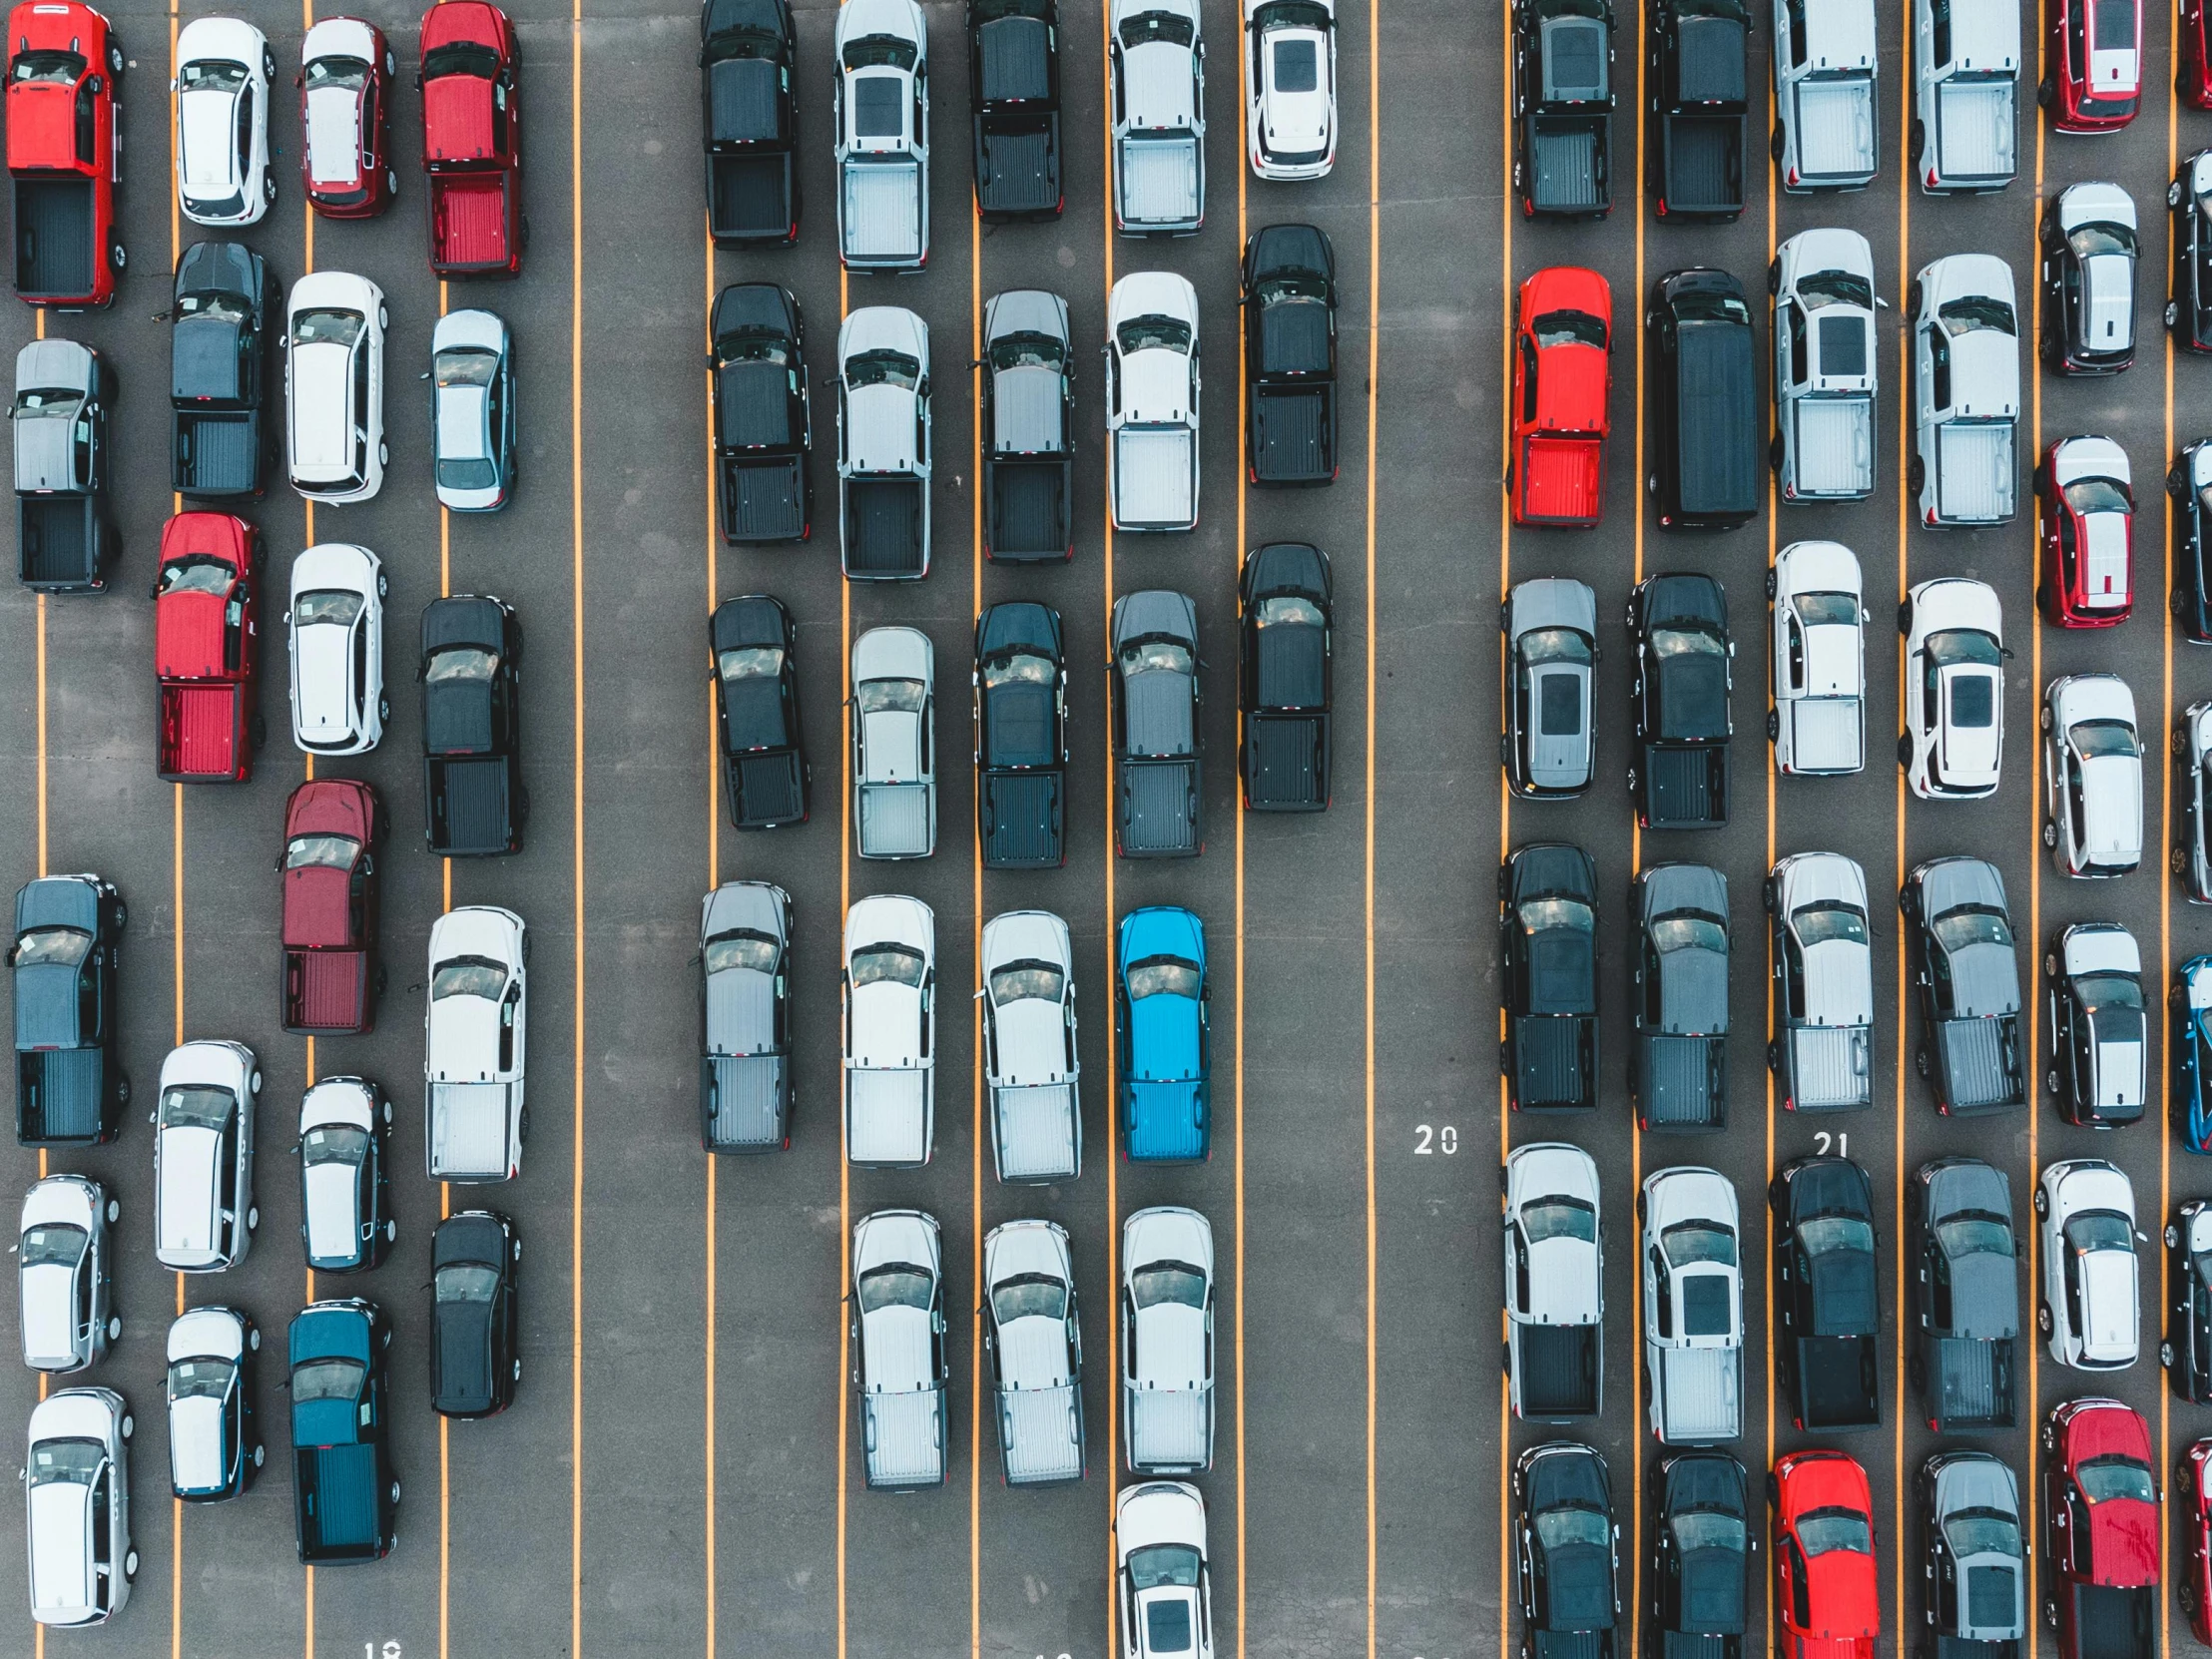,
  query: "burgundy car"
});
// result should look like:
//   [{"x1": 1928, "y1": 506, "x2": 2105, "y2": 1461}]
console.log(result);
[
  {"x1": 2185, "y1": 1435, "x2": 2212, "y2": 1643},
  {"x1": 2042, "y1": 0, "x2": 2140, "y2": 133},
  {"x1": 298, "y1": 17, "x2": 396, "y2": 219},
  {"x1": 278, "y1": 778, "x2": 383, "y2": 1035}
]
